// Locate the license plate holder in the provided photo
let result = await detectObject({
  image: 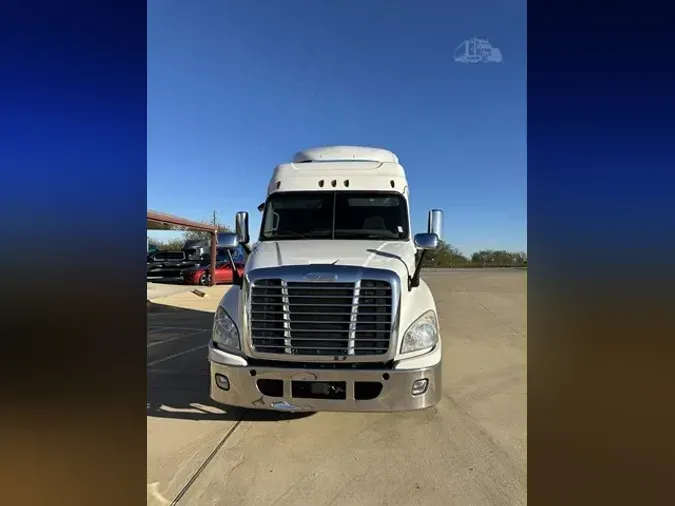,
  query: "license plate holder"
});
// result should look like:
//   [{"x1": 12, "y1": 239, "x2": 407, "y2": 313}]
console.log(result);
[{"x1": 292, "y1": 380, "x2": 347, "y2": 400}]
